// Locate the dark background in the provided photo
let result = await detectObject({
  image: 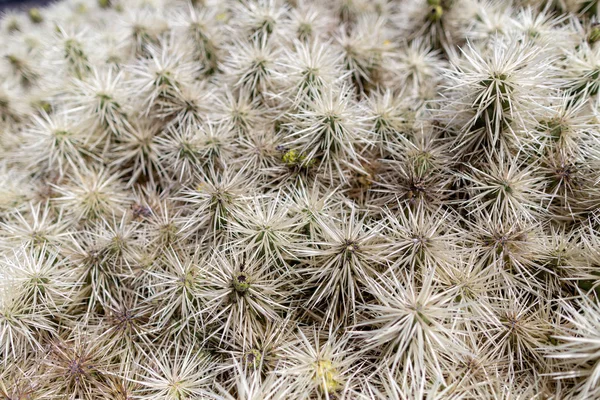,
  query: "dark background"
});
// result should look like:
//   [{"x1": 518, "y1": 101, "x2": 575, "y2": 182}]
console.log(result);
[{"x1": 0, "y1": 0, "x2": 54, "y2": 11}]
